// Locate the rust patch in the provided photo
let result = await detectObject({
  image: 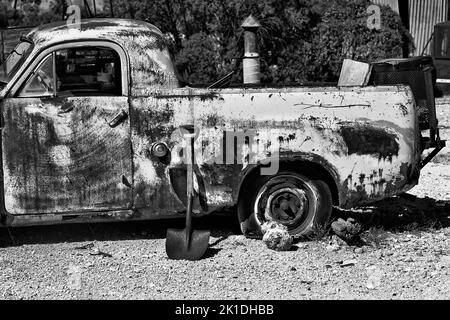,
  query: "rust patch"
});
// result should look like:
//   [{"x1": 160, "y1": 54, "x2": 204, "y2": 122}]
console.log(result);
[{"x1": 340, "y1": 124, "x2": 399, "y2": 161}]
